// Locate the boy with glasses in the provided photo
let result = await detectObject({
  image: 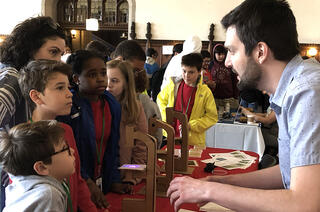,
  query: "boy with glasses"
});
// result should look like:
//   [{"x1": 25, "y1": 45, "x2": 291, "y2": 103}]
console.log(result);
[{"x1": 0, "y1": 120, "x2": 75, "y2": 211}]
